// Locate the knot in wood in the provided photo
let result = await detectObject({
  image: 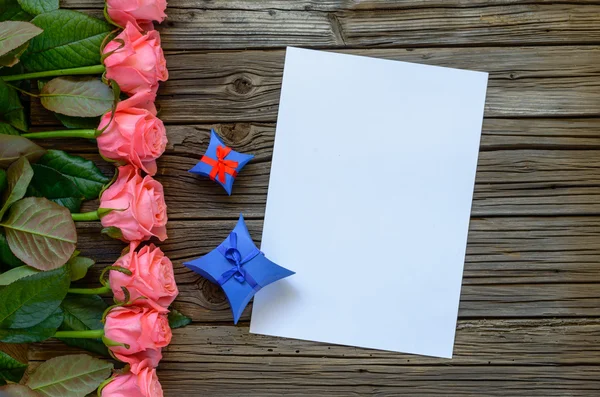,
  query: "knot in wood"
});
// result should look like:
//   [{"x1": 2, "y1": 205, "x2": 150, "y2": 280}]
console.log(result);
[
  {"x1": 219, "y1": 123, "x2": 252, "y2": 143},
  {"x1": 232, "y1": 77, "x2": 253, "y2": 95},
  {"x1": 196, "y1": 277, "x2": 228, "y2": 309}
]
